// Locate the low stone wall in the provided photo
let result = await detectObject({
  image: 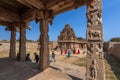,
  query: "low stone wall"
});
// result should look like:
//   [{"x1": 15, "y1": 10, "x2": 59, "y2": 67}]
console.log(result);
[
  {"x1": 110, "y1": 44, "x2": 120, "y2": 60},
  {"x1": 103, "y1": 42, "x2": 109, "y2": 52},
  {"x1": 103, "y1": 42, "x2": 120, "y2": 53},
  {"x1": 104, "y1": 42, "x2": 120, "y2": 60}
]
